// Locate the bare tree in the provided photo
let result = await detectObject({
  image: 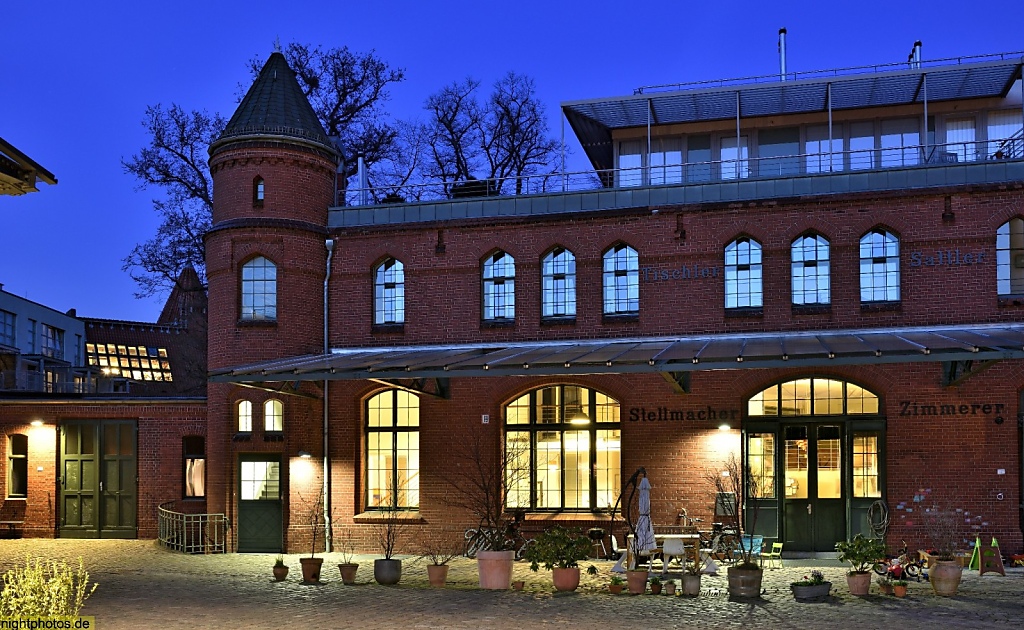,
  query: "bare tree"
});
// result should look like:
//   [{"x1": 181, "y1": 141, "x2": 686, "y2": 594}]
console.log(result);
[{"x1": 704, "y1": 454, "x2": 762, "y2": 568}]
